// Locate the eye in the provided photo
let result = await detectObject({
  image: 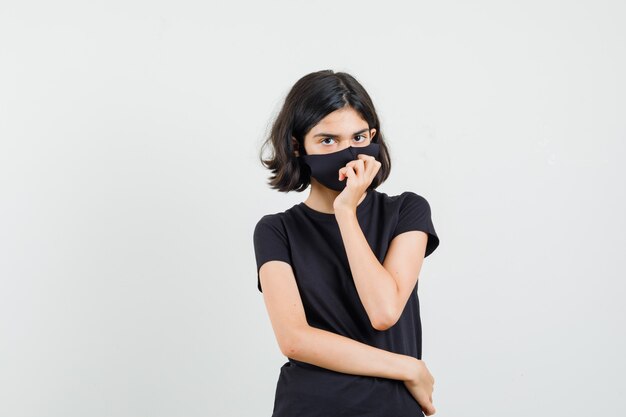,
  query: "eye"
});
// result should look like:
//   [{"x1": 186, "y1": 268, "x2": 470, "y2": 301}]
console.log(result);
[
  {"x1": 321, "y1": 137, "x2": 335, "y2": 145},
  {"x1": 354, "y1": 135, "x2": 367, "y2": 142}
]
